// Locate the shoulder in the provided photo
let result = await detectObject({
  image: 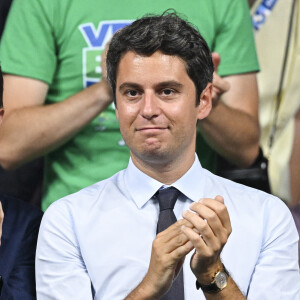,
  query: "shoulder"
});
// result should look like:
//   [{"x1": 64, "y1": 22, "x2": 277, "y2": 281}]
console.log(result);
[
  {"x1": 204, "y1": 171, "x2": 298, "y2": 248},
  {"x1": 1, "y1": 194, "x2": 43, "y2": 229},
  {"x1": 203, "y1": 169, "x2": 292, "y2": 221},
  {"x1": 0, "y1": 195, "x2": 43, "y2": 274},
  {"x1": 38, "y1": 171, "x2": 126, "y2": 253},
  {"x1": 43, "y1": 170, "x2": 125, "y2": 223}
]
